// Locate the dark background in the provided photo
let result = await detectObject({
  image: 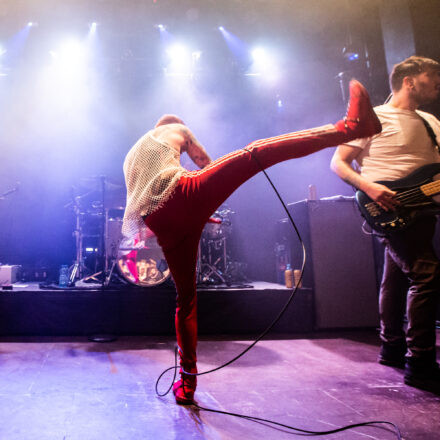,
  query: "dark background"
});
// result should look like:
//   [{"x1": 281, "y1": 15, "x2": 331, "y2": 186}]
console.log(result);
[{"x1": 0, "y1": 0, "x2": 439, "y2": 281}]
